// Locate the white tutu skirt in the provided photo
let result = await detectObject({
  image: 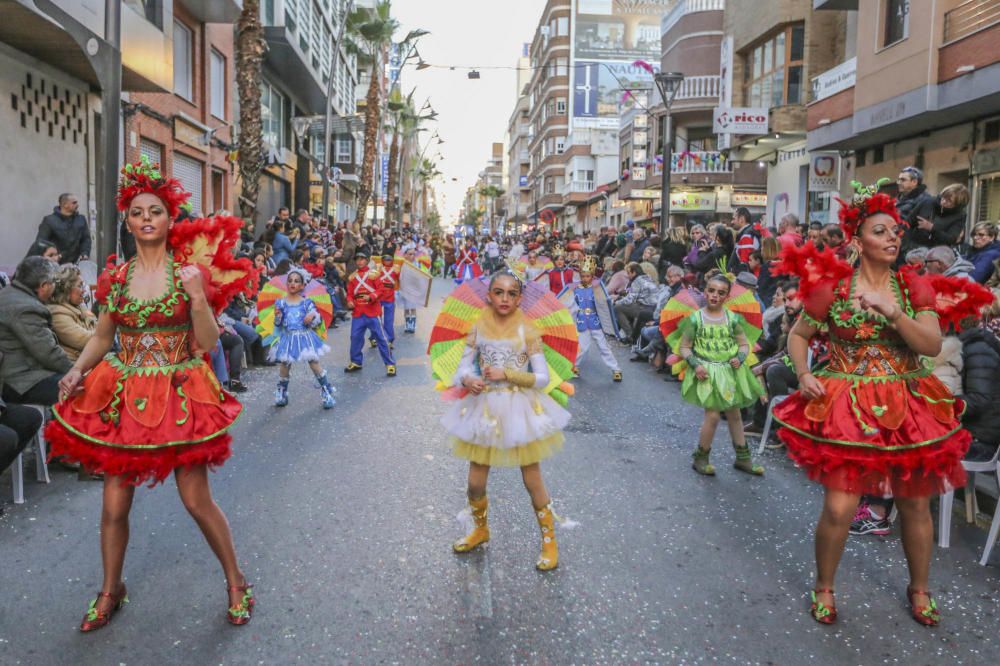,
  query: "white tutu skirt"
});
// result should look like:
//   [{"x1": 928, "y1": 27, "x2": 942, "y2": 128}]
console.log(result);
[
  {"x1": 441, "y1": 386, "x2": 570, "y2": 467},
  {"x1": 269, "y1": 328, "x2": 331, "y2": 363}
]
